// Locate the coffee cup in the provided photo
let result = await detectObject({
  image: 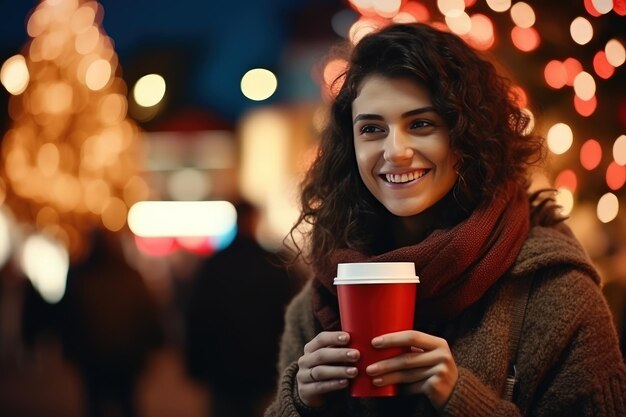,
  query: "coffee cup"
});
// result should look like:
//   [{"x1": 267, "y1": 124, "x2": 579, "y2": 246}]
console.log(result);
[{"x1": 334, "y1": 262, "x2": 419, "y2": 397}]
